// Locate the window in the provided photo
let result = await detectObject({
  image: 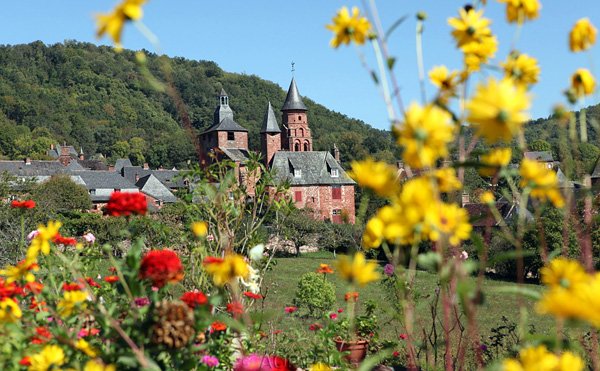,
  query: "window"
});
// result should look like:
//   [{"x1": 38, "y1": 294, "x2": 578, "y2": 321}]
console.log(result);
[
  {"x1": 90, "y1": 189, "x2": 96, "y2": 195},
  {"x1": 227, "y1": 132, "x2": 235, "y2": 141},
  {"x1": 114, "y1": 189, "x2": 121, "y2": 192},
  {"x1": 303, "y1": 142, "x2": 309, "y2": 151},
  {"x1": 332, "y1": 209, "x2": 343, "y2": 224},
  {"x1": 298, "y1": 115, "x2": 302, "y2": 121},
  {"x1": 294, "y1": 142, "x2": 300, "y2": 152},
  {"x1": 332, "y1": 185, "x2": 342, "y2": 200},
  {"x1": 294, "y1": 169, "x2": 302, "y2": 178},
  {"x1": 294, "y1": 191, "x2": 302, "y2": 202},
  {"x1": 331, "y1": 168, "x2": 339, "y2": 178}
]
